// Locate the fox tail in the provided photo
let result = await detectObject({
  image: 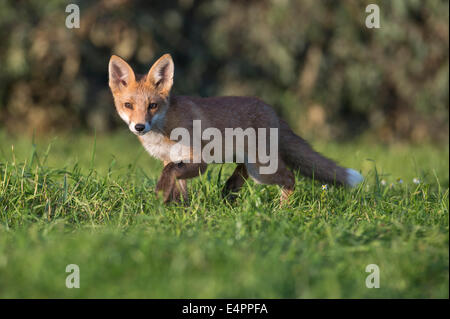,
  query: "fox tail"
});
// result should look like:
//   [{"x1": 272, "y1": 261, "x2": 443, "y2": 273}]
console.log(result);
[{"x1": 279, "y1": 120, "x2": 363, "y2": 187}]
